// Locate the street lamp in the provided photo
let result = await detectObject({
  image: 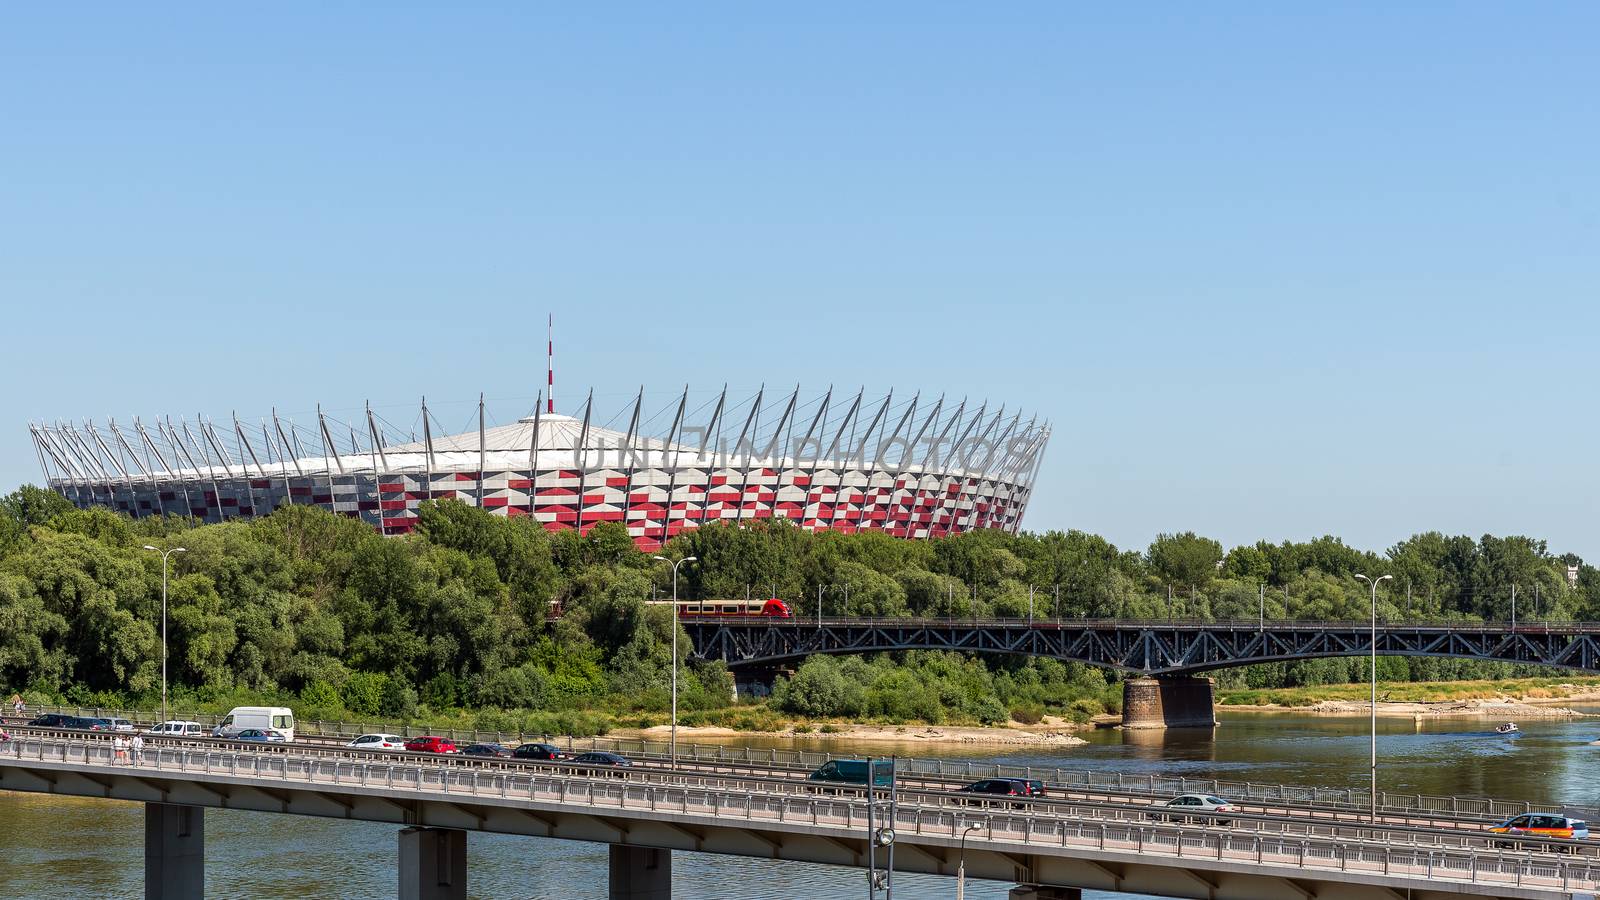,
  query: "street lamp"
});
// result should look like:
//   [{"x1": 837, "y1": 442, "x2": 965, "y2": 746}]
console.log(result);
[
  {"x1": 142, "y1": 545, "x2": 187, "y2": 724},
  {"x1": 652, "y1": 554, "x2": 697, "y2": 764},
  {"x1": 956, "y1": 821, "x2": 983, "y2": 900},
  {"x1": 1354, "y1": 572, "x2": 1392, "y2": 822}
]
